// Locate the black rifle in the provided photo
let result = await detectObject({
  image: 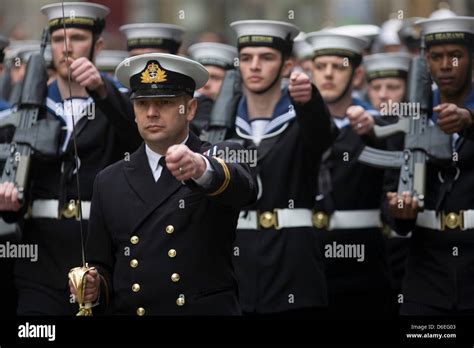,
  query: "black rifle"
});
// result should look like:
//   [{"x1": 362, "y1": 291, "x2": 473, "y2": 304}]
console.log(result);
[
  {"x1": 0, "y1": 28, "x2": 61, "y2": 202},
  {"x1": 200, "y1": 69, "x2": 242, "y2": 144},
  {"x1": 0, "y1": 60, "x2": 12, "y2": 101},
  {"x1": 358, "y1": 39, "x2": 452, "y2": 210}
]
